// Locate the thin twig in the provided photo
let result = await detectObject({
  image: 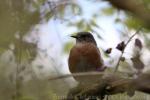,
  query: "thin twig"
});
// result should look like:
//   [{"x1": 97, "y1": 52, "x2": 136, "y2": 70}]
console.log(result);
[
  {"x1": 47, "y1": 1, "x2": 73, "y2": 18},
  {"x1": 14, "y1": 35, "x2": 23, "y2": 99},
  {"x1": 114, "y1": 28, "x2": 142, "y2": 72},
  {"x1": 49, "y1": 71, "x2": 104, "y2": 80}
]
